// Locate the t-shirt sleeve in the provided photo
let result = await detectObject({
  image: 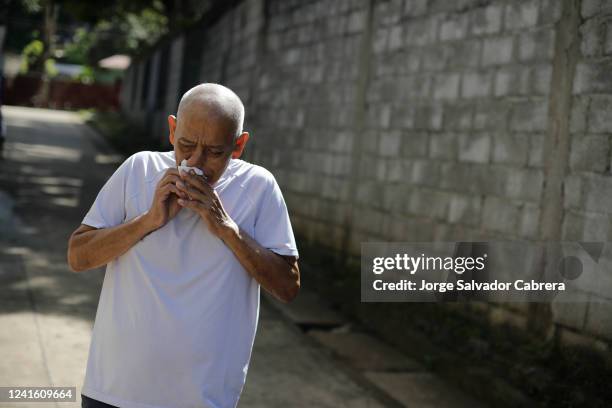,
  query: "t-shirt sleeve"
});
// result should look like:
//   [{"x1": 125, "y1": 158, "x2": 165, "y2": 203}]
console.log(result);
[
  {"x1": 254, "y1": 176, "x2": 299, "y2": 258},
  {"x1": 82, "y1": 154, "x2": 134, "y2": 229}
]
